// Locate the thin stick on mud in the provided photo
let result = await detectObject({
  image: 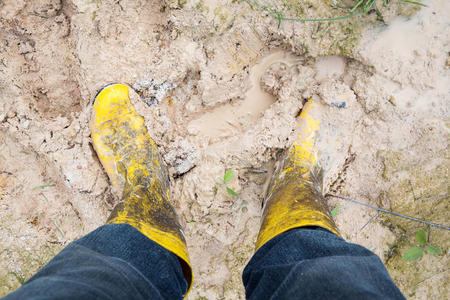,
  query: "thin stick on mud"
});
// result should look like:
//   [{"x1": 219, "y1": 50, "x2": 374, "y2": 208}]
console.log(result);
[
  {"x1": 359, "y1": 211, "x2": 380, "y2": 232},
  {"x1": 327, "y1": 194, "x2": 450, "y2": 231}
]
